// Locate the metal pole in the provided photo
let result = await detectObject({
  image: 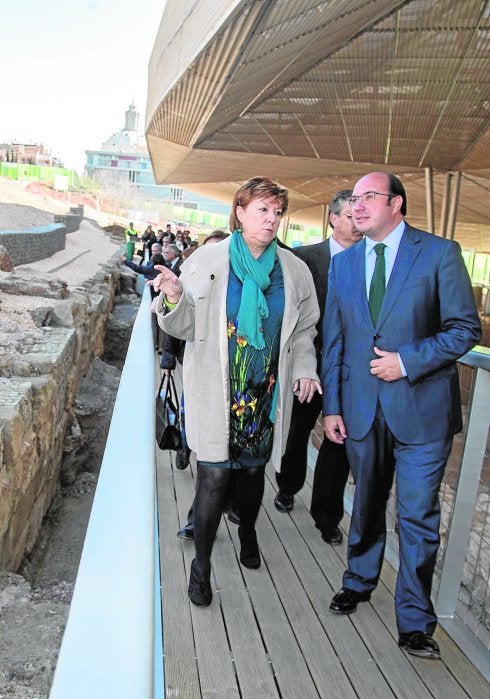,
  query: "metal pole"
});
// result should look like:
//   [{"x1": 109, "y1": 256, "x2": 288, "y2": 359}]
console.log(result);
[
  {"x1": 447, "y1": 171, "x2": 462, "y2": 241},
  {"x1": 439, "y1": 172, "x2": 453, "y2": 238},
  {"x1": 282, "y1": 216, "x2": 290, "y2": 246},
  {"x1": 322, "y1": 204, "x2": 329, "y2": 240},
  {"x1": 425, "y1": 167, "x2": 435, "y2": 234}
]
